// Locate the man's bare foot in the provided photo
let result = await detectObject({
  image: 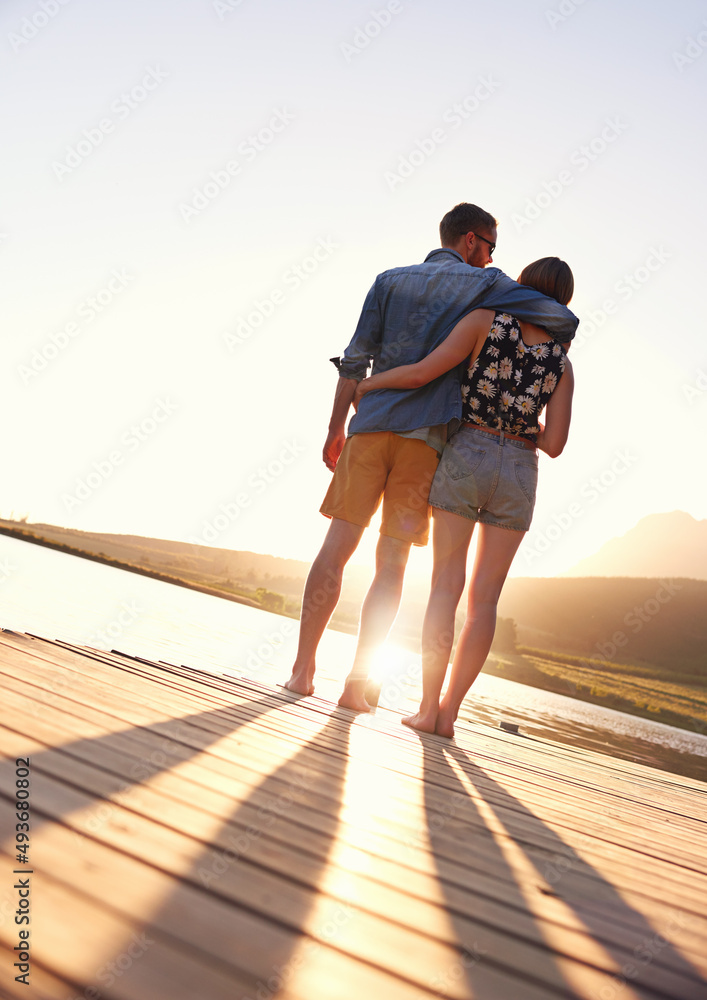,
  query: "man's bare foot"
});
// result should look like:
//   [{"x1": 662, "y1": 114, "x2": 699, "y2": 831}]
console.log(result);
[
  {"x1": 434, "y1": 704, "x2": 456, "y2": 739},
  {"x1": 283, "y1": 673, "x2": 314, "y2": 696},
  {"x1": 401, "y1": 709, "x2": 438, "y2": 733},
  {"x1": 338, "y1": 682, "x2": 371, "y2": 713}
]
